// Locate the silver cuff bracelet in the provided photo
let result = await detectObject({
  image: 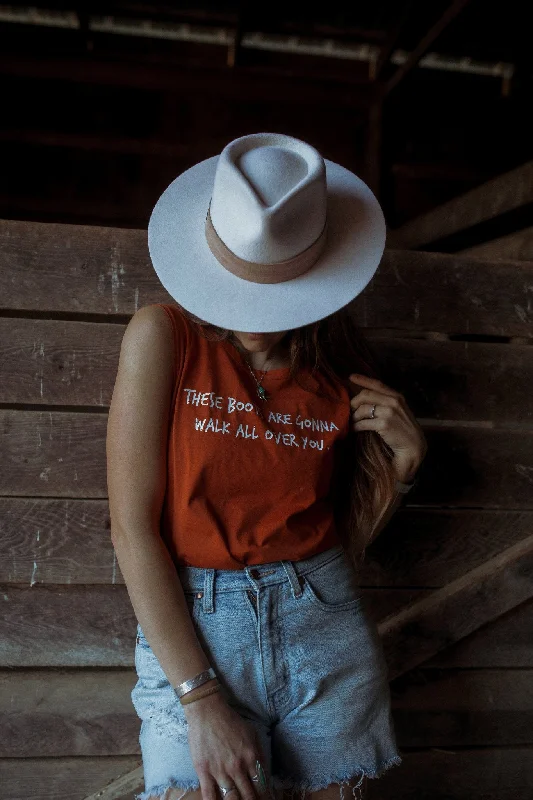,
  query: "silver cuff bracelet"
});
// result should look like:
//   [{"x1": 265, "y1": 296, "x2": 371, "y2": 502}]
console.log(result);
[{"x1": 174, "y1": 667, "x2": 217, "y2": 698}]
